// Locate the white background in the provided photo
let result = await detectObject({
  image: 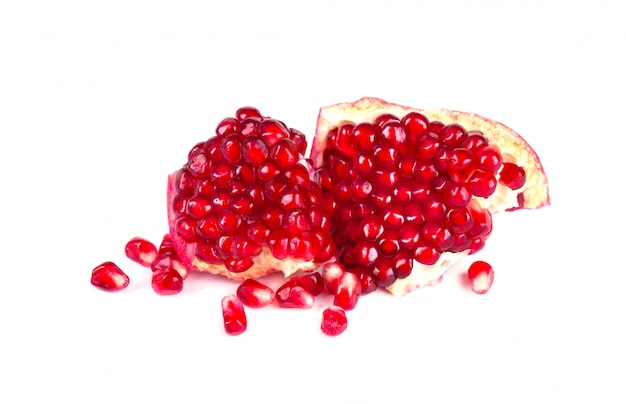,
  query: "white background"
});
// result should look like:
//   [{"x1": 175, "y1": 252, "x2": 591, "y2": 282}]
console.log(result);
[{"x1": 1, "y1": 0, "x2": 624, "y2": 403}]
